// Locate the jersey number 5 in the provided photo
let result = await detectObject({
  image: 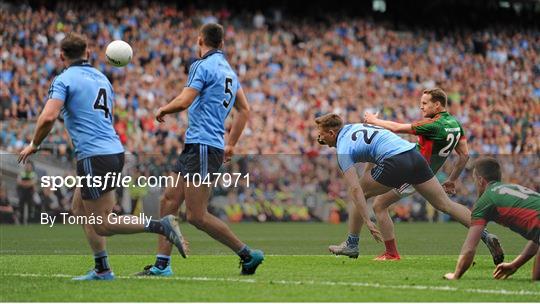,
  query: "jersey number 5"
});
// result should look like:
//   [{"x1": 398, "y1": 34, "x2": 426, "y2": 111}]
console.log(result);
[
  {"x1": 93, "y1": 88, "x2": 110, "y2": 119},
  {"x1": 222, "y1": 77, "x2": 233, "y2": 108}
]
